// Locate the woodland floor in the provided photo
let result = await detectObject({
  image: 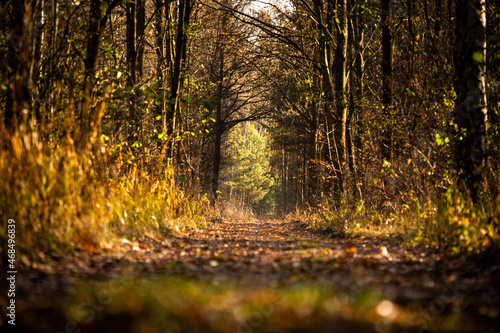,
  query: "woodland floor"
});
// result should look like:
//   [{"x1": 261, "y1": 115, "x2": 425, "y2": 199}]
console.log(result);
[{"x1": 6, "y1": 219, "x2": 500, "y2": 332}]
